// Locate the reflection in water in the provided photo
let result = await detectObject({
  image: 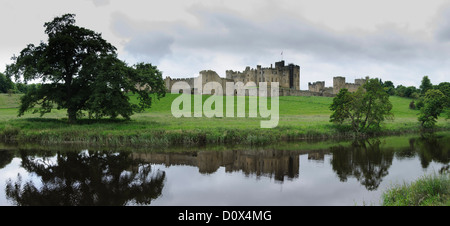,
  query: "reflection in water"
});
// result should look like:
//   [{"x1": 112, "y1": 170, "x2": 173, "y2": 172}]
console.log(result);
[
  {"x1": 330, "y1": 139, "x2": 394, "y2": 191},
  {"x1": 133, "y1": 150, "x2": 299, "y2": 182},
  {"x1": 5, "y1": 150, "x2": 165, "y2": 206},
  {"x1": 0, "y1": 133, "x2": 448, "y2": 206},
  {"x1": 410, "y1": 136, "x2": 450, "y2": 170},
  {"x1": 329, "y1": 135, "x2": 450, "y2": 190},
  {"x1": 0, "y1": 150, "x2": 14, "y2": 169}
]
